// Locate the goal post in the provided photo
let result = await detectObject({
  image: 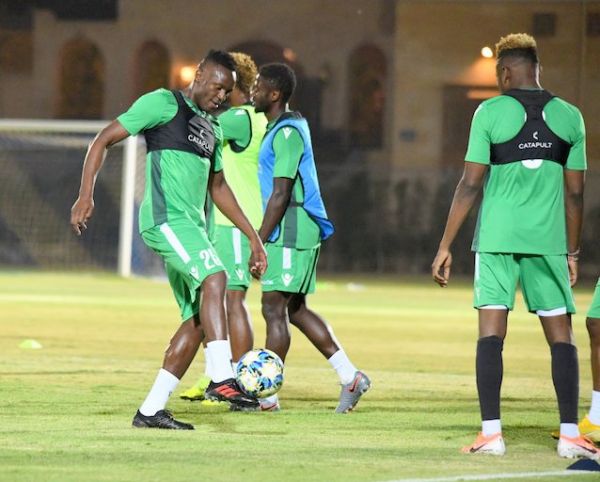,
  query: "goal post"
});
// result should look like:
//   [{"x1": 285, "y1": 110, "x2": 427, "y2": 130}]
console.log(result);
[
  {"x1": 0, "y1": 119, "x2": 141, "y2": 277},
  {"x1": 118, "y1": 135, "x2": 138, "y2": 277}
]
